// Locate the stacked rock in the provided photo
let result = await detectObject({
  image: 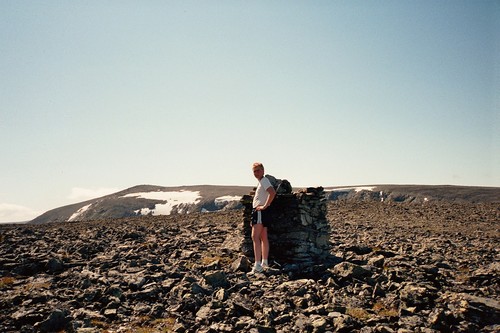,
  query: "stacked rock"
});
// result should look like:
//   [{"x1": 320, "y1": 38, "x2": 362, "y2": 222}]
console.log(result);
[{"x1": 240, "y1": 180, "x2": 331, "y2": 266}]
